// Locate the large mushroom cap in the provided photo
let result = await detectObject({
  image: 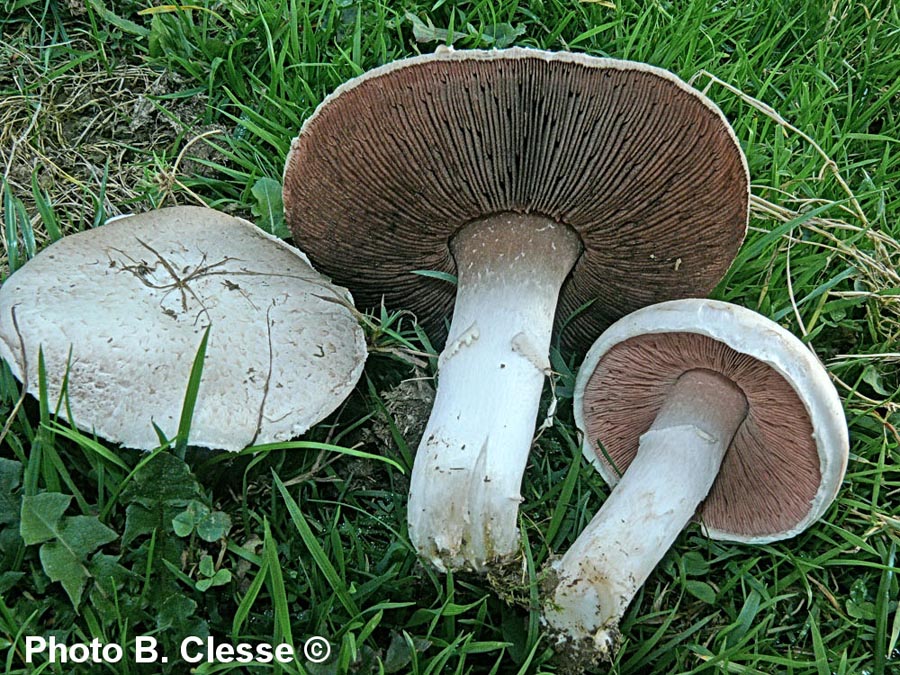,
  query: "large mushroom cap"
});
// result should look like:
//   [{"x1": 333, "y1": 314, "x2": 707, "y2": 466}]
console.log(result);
[
  {"x1": 0, "y1": 206, "x2": 367, "y2": 451},
  {"x1": 574, "y1": 299, "x2": 849, "y2": 542},
  {"x1": 283, "y1": 47, "x2": 749, "y2": 349}
]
